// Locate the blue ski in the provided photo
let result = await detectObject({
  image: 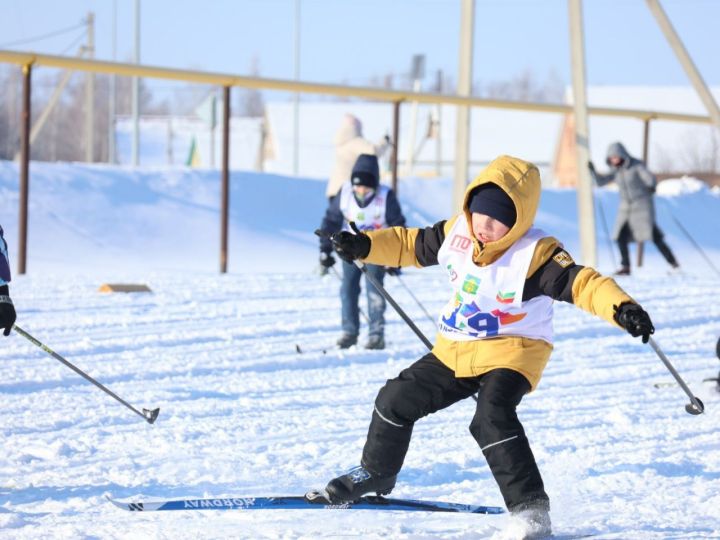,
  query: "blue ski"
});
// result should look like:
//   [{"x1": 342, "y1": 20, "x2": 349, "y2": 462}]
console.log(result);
[{"x1": 107, "y1": 493, "x2": 504, "y2": 514}]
